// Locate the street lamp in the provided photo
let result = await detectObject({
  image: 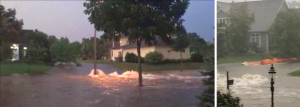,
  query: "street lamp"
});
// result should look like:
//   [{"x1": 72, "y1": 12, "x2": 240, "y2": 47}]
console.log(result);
[{"x1": 268, "y1": 64, "x2": 276, "y2": 107}]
